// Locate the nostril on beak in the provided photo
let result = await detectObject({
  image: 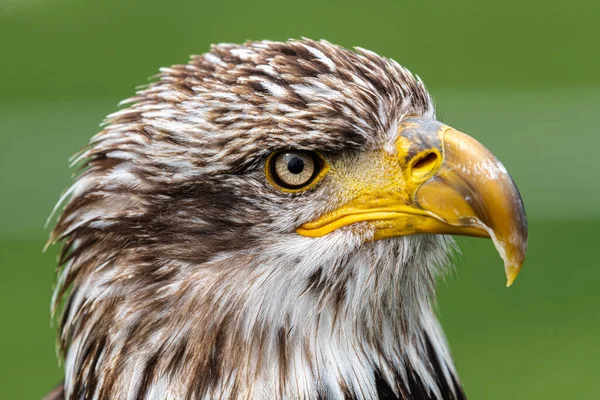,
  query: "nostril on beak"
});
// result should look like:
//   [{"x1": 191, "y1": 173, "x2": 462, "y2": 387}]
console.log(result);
[{"x1": 410, "y1": 151, "x2": 441, "y2": 180}]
